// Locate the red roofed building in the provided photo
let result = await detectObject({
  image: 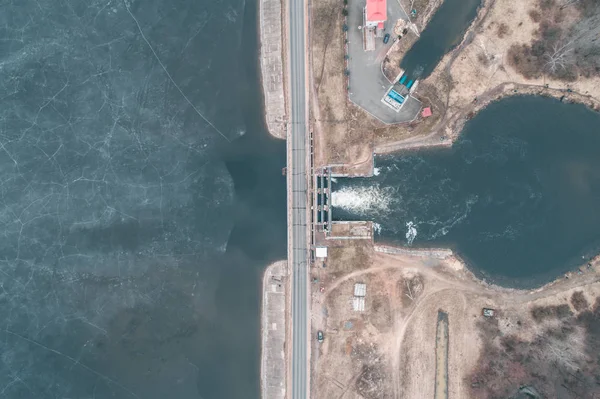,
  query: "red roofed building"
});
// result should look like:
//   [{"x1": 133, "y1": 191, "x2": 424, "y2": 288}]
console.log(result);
[{"x1": 365, "y1": 0, "x2": 386, "y2": 28}]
